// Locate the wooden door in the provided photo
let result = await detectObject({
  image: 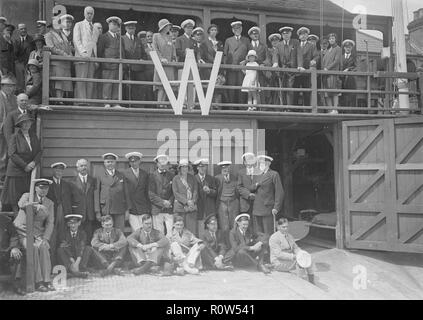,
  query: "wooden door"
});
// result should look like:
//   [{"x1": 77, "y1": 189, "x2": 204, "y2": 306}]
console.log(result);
[{"x1": 342, "y1": 118, "x2": 423, "y2": 253}]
